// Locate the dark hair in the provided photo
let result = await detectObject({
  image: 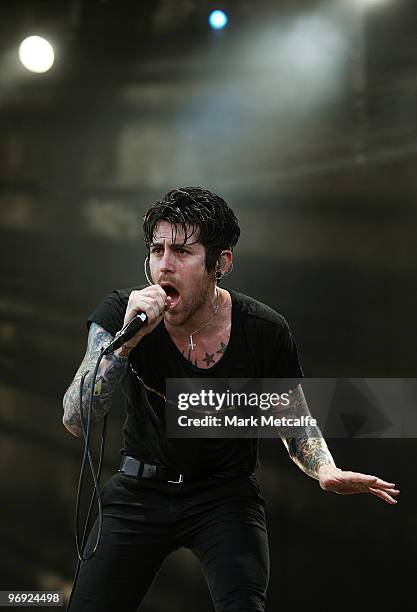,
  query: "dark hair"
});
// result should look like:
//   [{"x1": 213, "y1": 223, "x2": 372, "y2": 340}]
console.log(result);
[{"x1": 143, "y1": 186, "x2": 240, "y2": 271}]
